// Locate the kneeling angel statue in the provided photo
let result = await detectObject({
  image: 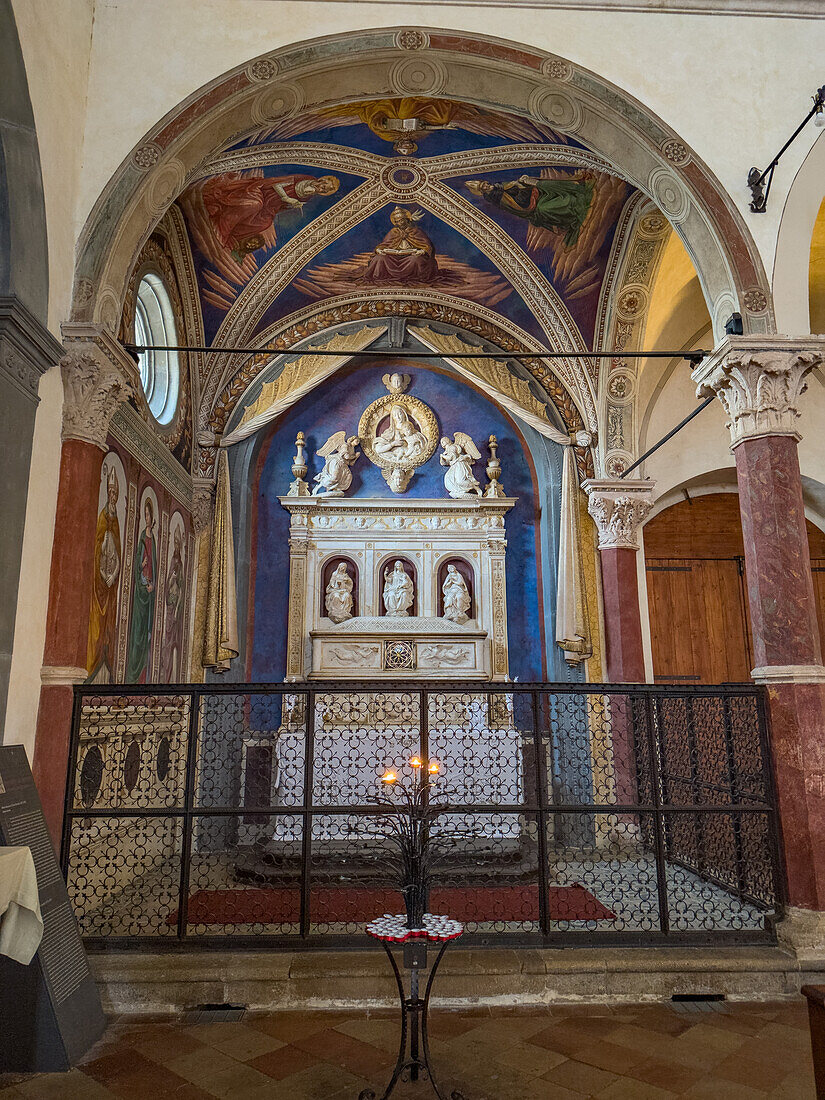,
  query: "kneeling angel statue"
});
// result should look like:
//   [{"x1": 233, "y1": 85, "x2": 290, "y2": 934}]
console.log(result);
[
  {"x1": 312, "y1": 431, "x2": 360, "y2": 495},
  {"x1": 440, "y1": 433, "x2": 482, "y2": 498}
]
